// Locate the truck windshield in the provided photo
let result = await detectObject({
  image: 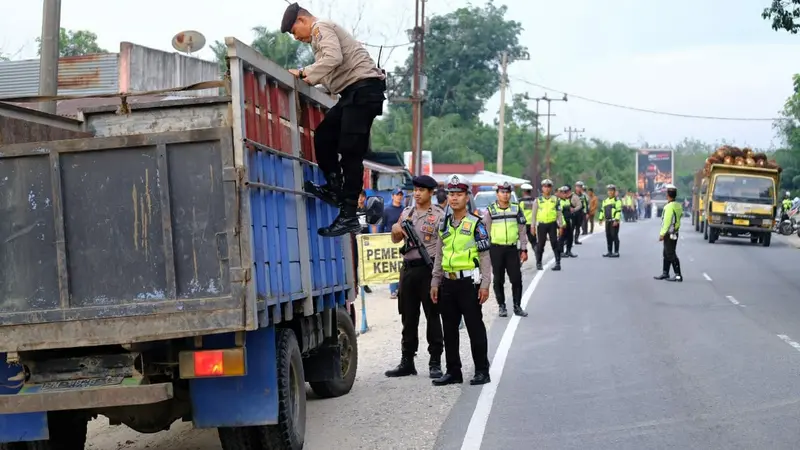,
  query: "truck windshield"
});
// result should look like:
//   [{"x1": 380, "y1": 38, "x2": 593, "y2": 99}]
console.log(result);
[{"x1": 712, "y1": 175, "x2": 774, "y2": 204}]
